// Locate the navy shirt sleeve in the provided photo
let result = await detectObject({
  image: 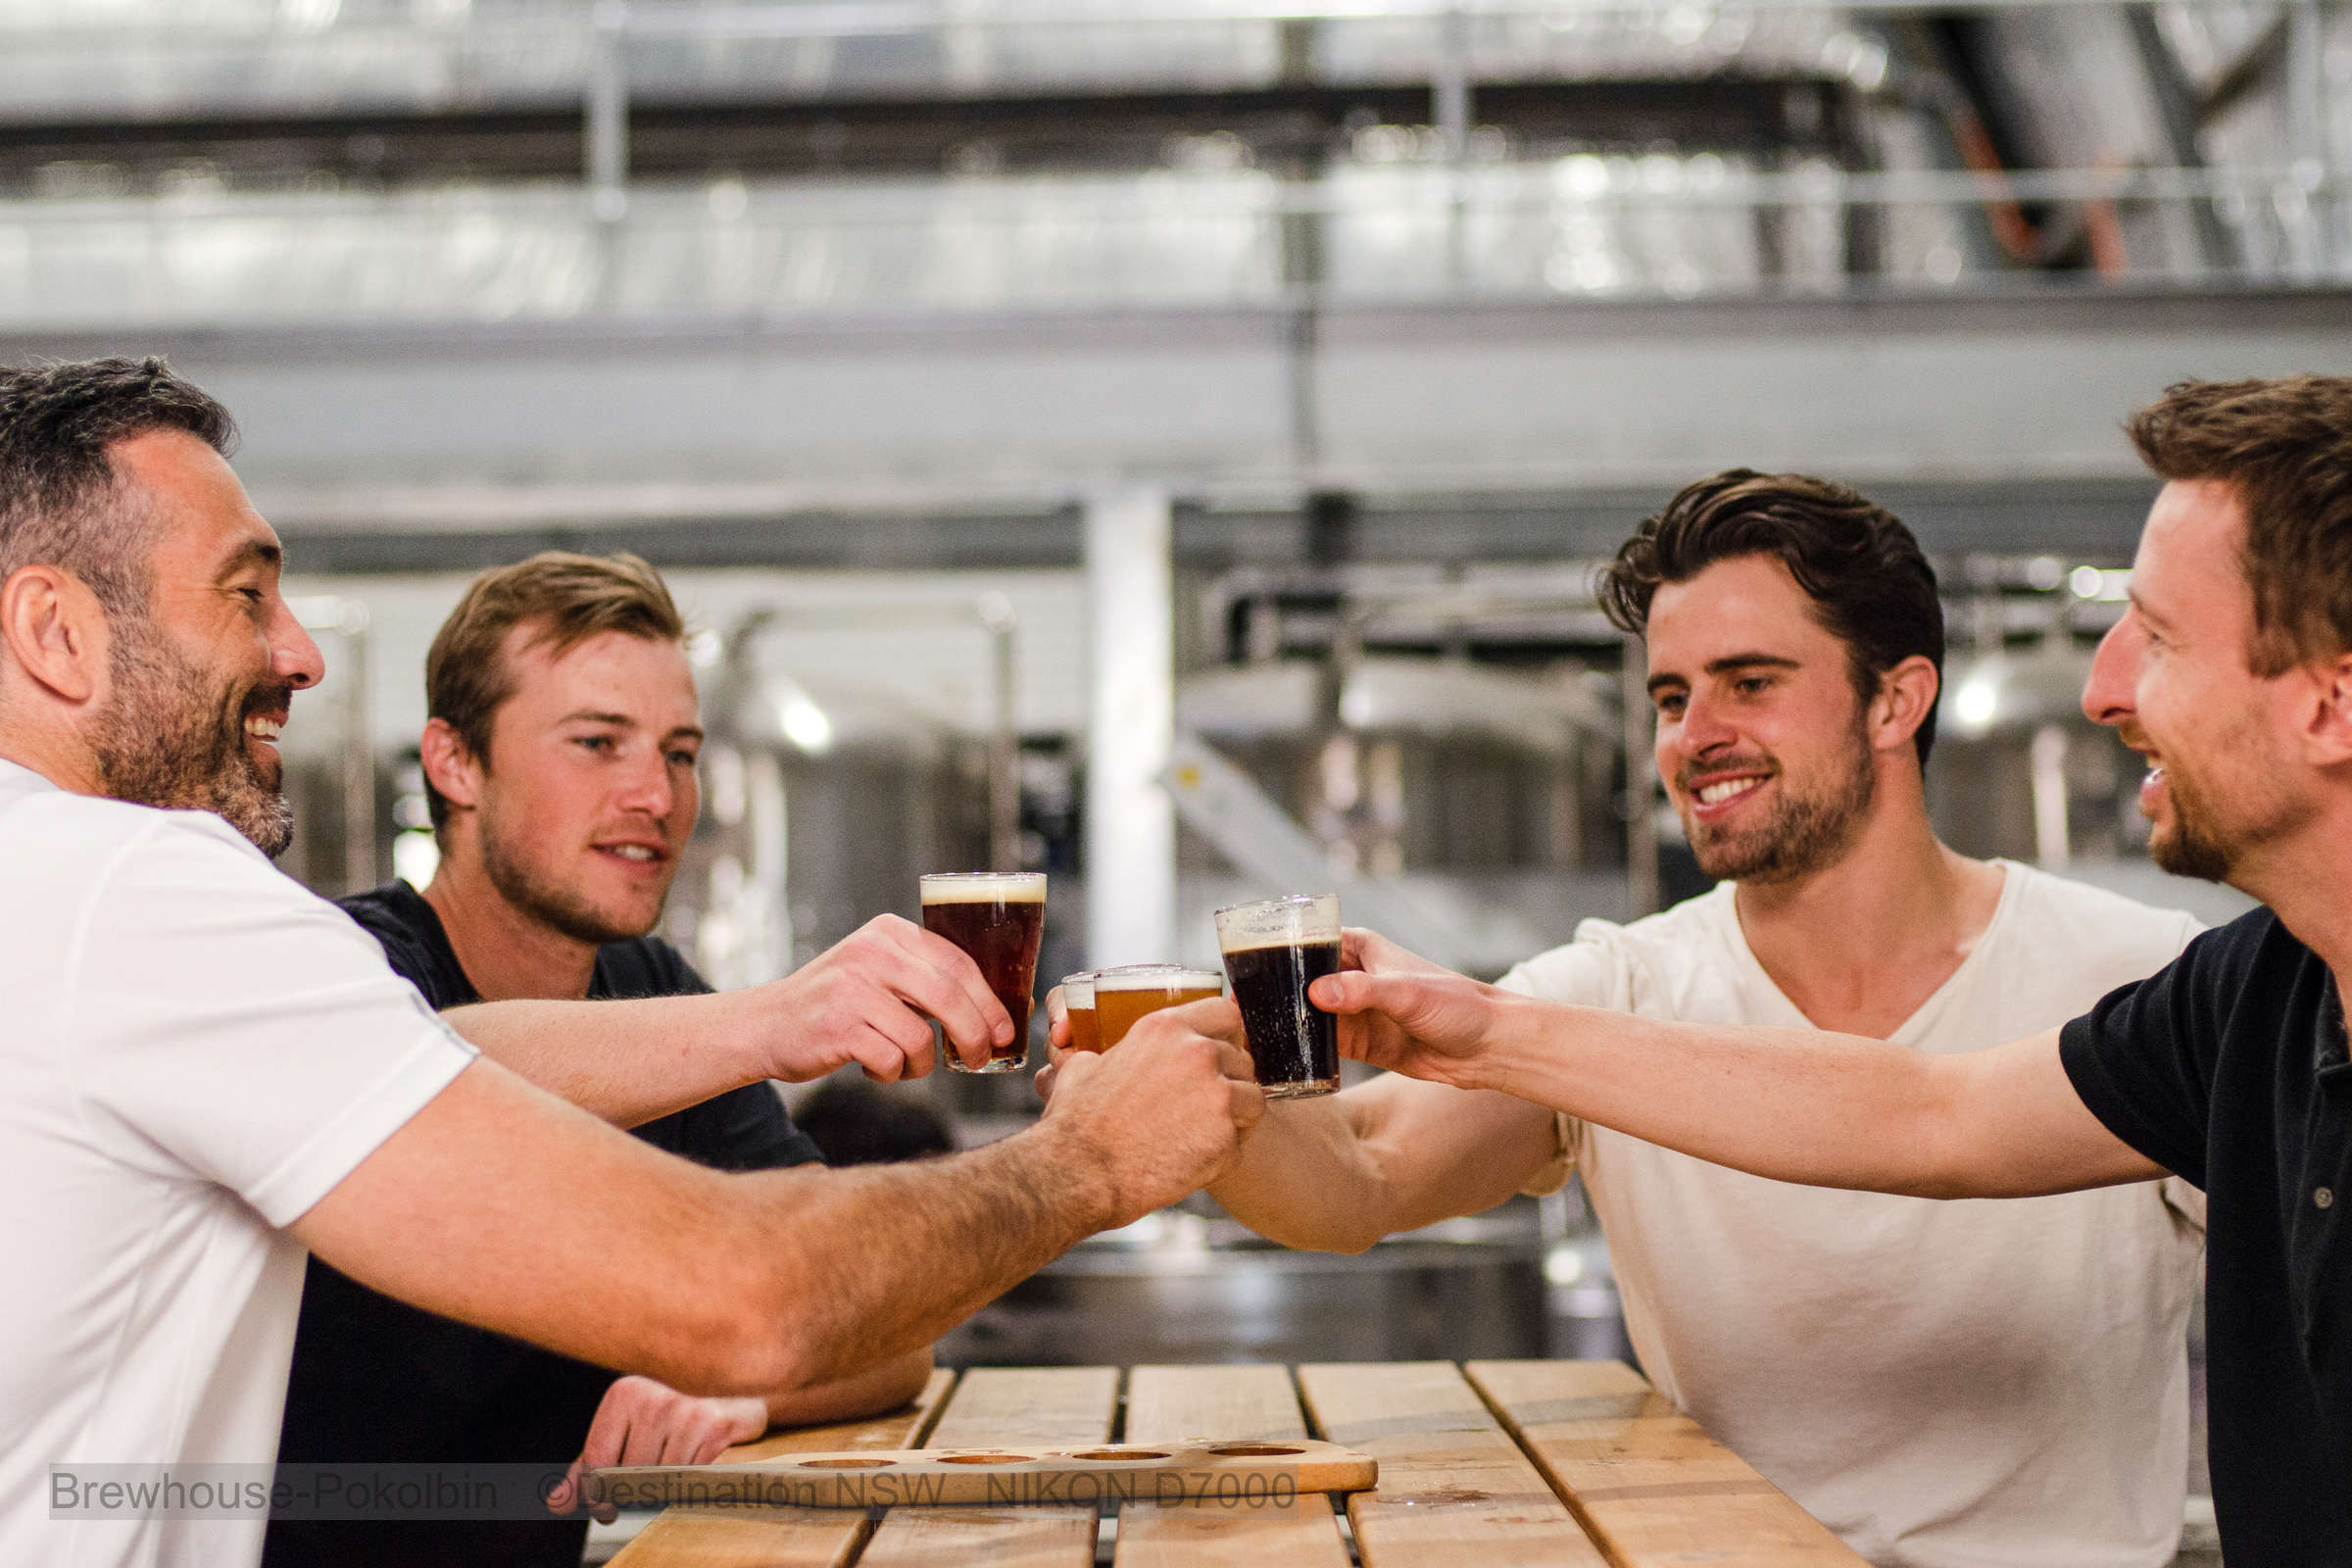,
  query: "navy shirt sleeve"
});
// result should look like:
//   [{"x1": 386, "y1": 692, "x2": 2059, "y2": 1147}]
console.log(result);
[
  {"x1": 596, "y1": 938, "x2": 824, "y2": 1171},
  {"x1": 2056, "y1": 922, "x2": 2237, "y2": 1190}
]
